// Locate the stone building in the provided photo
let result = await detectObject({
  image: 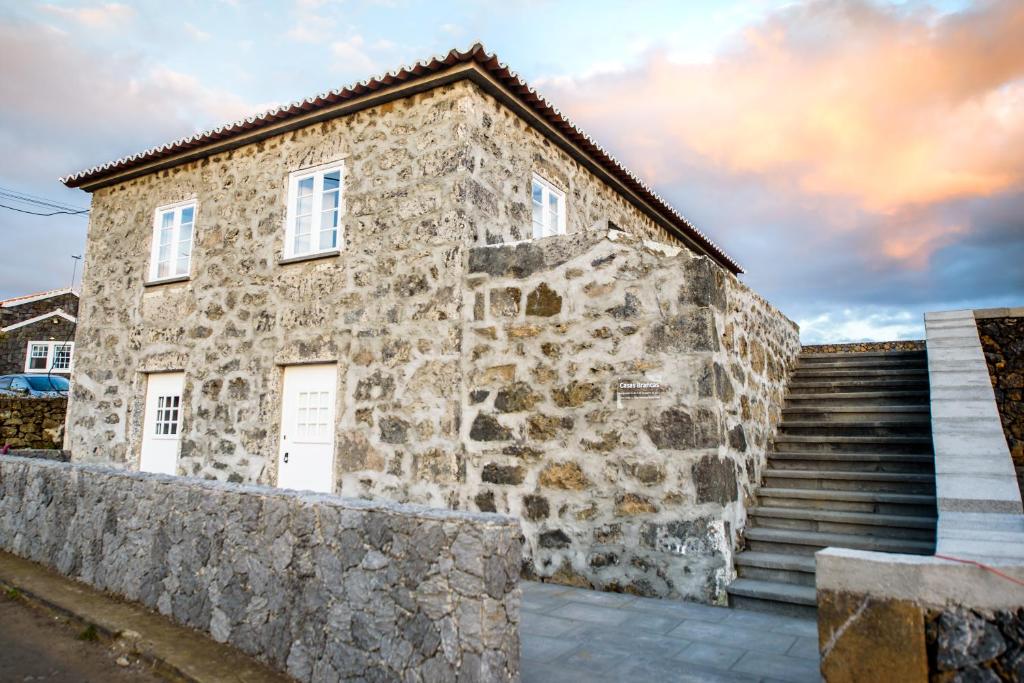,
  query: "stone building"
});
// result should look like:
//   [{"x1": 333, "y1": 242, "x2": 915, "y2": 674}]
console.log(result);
[
  {"x1": 61, "y1": 45, "x2": 800, "y2": 603},
  {"x1": 0, "y1": 288, "x2": 78, "y2": 376}
]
